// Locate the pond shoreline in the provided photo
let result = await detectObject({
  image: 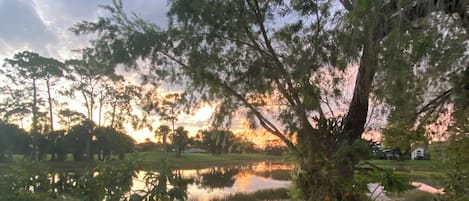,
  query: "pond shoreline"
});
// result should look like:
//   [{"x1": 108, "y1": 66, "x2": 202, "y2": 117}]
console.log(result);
[{"x1": 0, "y1": 152, "x2": 287, "y2": 171}]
